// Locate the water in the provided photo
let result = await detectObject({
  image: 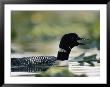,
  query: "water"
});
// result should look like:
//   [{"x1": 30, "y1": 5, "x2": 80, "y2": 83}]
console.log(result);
[
  {"x1": 11, "y1": 48, "x2": 100, "y2": 77},
  {"x1": 11, "y1": 61, "x2": 100, "y2": 77},
  {"x1": 69, "y1": 62, "x2": 100, "y2": 77}
]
